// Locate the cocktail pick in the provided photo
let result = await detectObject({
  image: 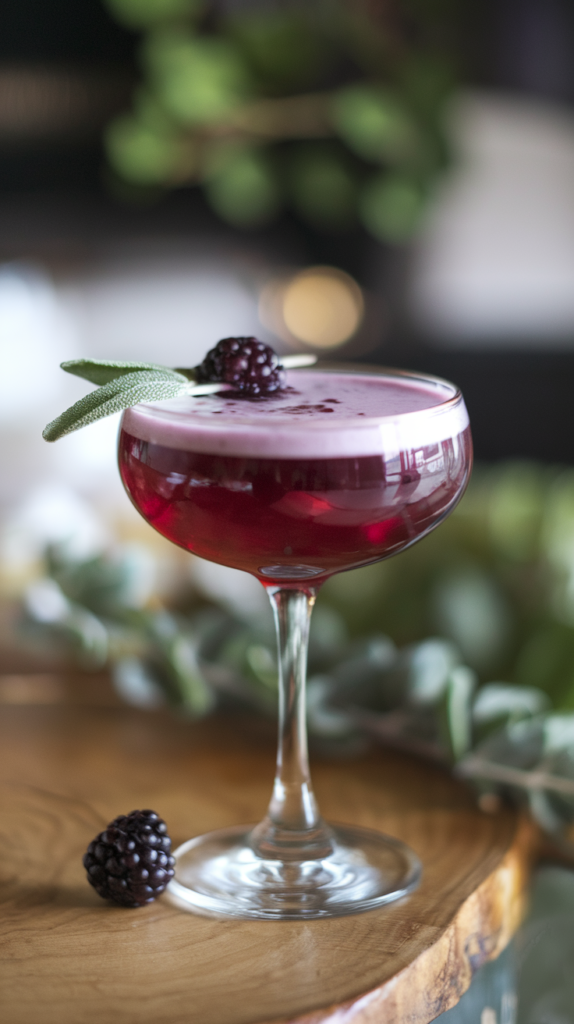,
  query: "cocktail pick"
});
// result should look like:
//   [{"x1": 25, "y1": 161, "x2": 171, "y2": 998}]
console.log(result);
[{"x1": 42, "y1": 353, "x2": 316, "y2": 442}]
